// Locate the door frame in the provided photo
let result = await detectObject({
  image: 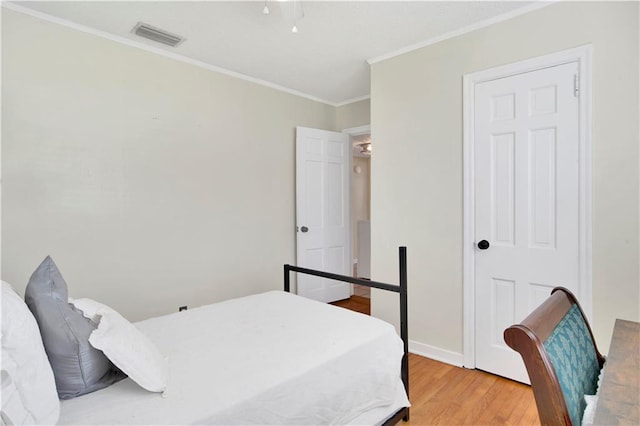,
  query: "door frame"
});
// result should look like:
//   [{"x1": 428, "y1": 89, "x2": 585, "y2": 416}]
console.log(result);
[
  {"x1": 343, "y1": 124, "x2": 371, "y2": 290},
  {"x1": 461, "y1": 45, "x2": 593, "y2": 369}
]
